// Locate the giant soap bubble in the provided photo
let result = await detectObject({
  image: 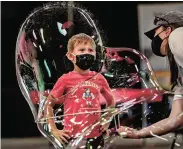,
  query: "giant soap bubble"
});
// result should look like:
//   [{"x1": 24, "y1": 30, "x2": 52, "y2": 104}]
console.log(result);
[
  {"x1": 15, "y1": 2, "x2": 182, "y2": 149},
  {"x1": 16, "y1": 2, "x2": 105, "y2": 148}
]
